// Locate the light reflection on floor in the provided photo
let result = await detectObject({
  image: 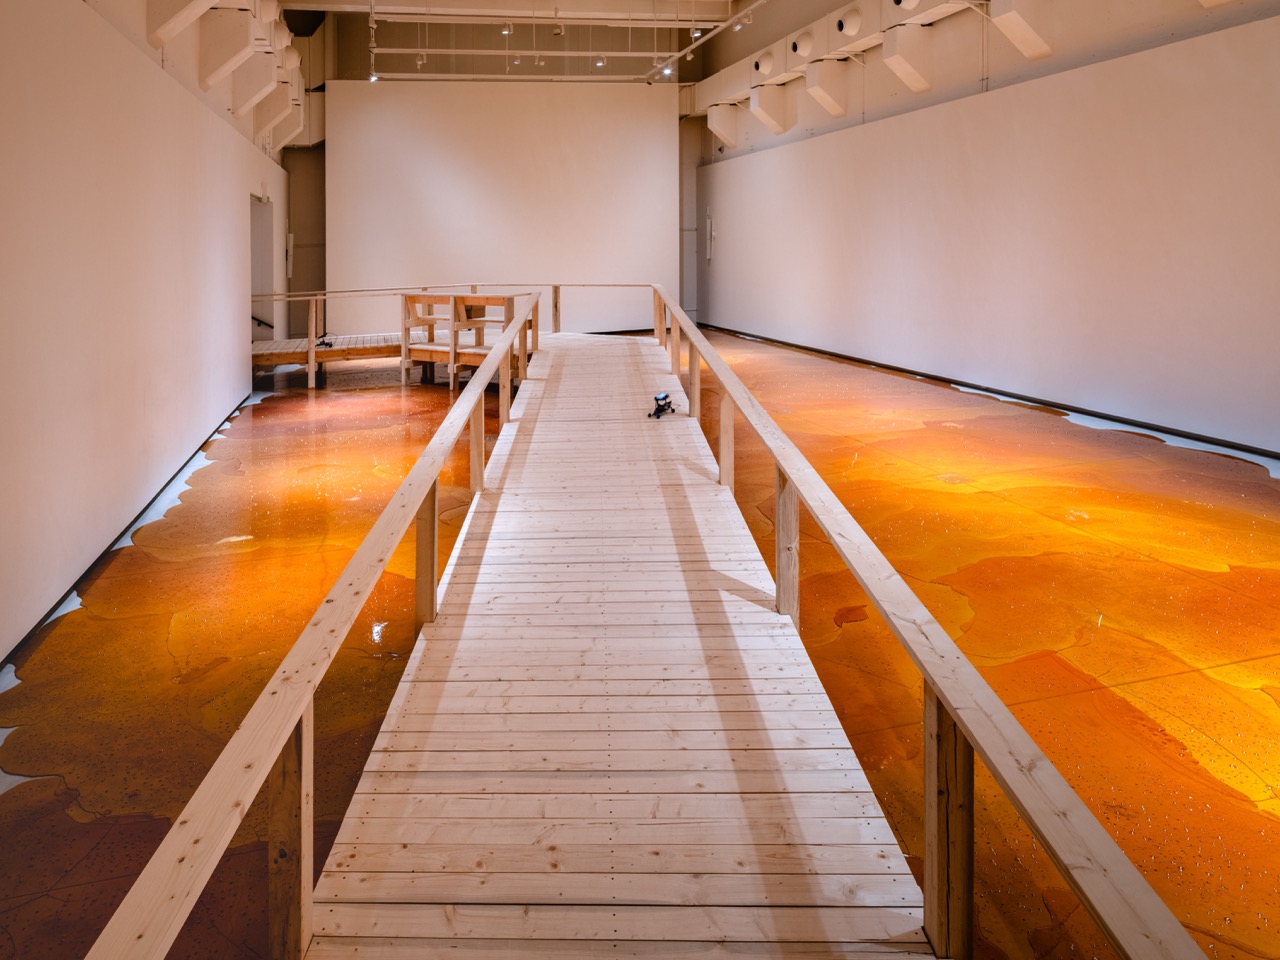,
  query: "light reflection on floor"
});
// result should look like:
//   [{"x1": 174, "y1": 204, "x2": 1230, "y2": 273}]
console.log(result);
[
  {"x1": 0, "y1": 360, "x2": 485, "y2": 959},
  {"x1": 696, "y1": 330, "x2": 1279, "y2": 960},
  {"x1": 0, "y1": 341, "x2": 1277, "y2": 959}
]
